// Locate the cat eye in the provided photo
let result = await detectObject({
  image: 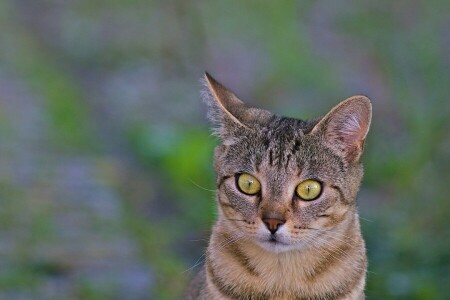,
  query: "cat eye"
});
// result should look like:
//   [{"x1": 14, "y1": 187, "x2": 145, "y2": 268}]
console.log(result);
[
  {"x1": 236, "y1": 173, "x2": 261, "y2": 195},
  {"x1": 296, "y1": 180, "x2": 322, "y2": 201}
]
